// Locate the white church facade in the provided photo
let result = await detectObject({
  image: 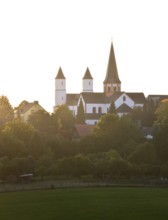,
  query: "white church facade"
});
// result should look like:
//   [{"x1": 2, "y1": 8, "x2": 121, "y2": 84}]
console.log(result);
[{"x1": 54, "y1": 43, "x2": 146, "y2": 125}]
